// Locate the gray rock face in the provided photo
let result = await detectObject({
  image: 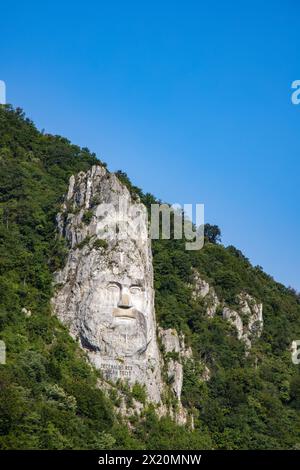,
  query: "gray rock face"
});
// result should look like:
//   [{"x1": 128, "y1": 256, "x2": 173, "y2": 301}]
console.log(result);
[
  {"x1": 159, "y1": 328, "x2": 181, "y2": 355},
  {"x1": 191, "y1": 271, "x2": 210, "y2": 299},
  {"x1": 191, "y1": 269, "x2": 220, "y2": 317},
  {"x1": 191, "y1": 270, "x2": 263, "y2": 352},
  {"x1": 159, "y1": 328, "x2": 183, "y2": 400},
  {"x1": 158, "y1": 328, "x2": 192, "y2": 402},
  {"x1": 168, "y1": 360, "x2": 183, "y2": 401},
  {"x1": 52, "y1": 165, "x2": 162, "y2": 402},
  {"x1": 223, "y1": 293, "x2": 263, "y2": 350},
  {"x1": 158, "y1": 328, "x2": 192, "y2": 425}
]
